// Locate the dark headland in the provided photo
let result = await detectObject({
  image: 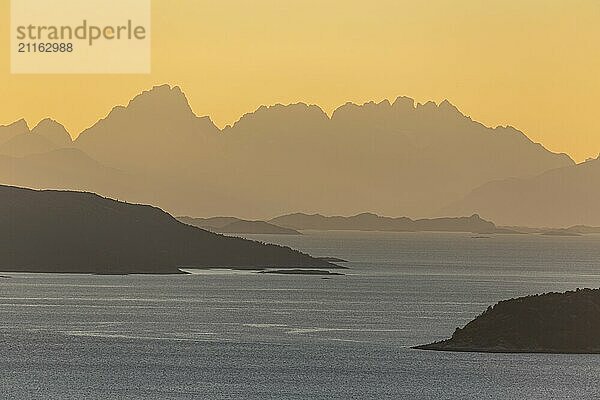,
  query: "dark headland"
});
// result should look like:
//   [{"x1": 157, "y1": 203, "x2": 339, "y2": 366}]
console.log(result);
[
  {"x1": 0, "y1": 185, "x2": 338, "y2": 274},
  {"x1": 414, "y1": 288, "x2": 600, "y2": 353}
]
